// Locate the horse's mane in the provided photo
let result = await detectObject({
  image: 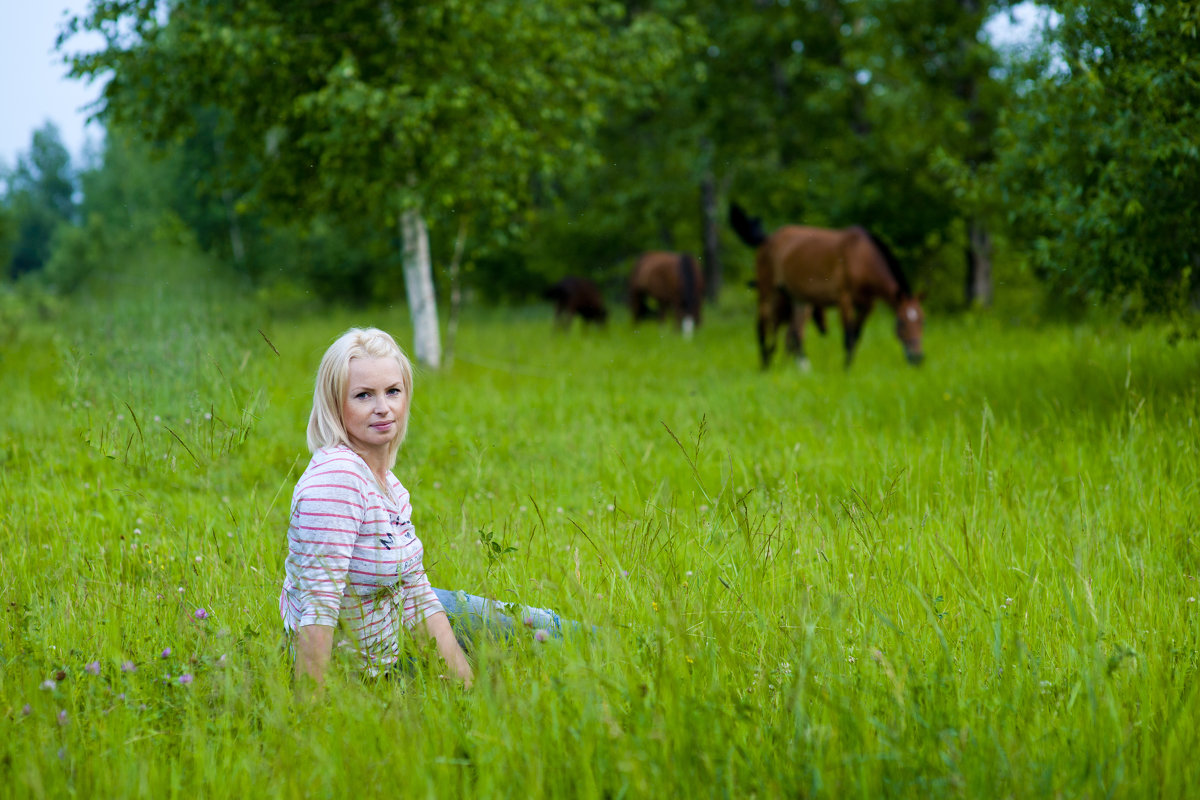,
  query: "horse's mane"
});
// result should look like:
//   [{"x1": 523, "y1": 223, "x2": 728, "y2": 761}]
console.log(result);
[
  {"x1": 729, "y1": 203, "x2": 767, "y2": 247},
  {"x1": 865, "y1": 231, "x2": 912, "y2": 298}
]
